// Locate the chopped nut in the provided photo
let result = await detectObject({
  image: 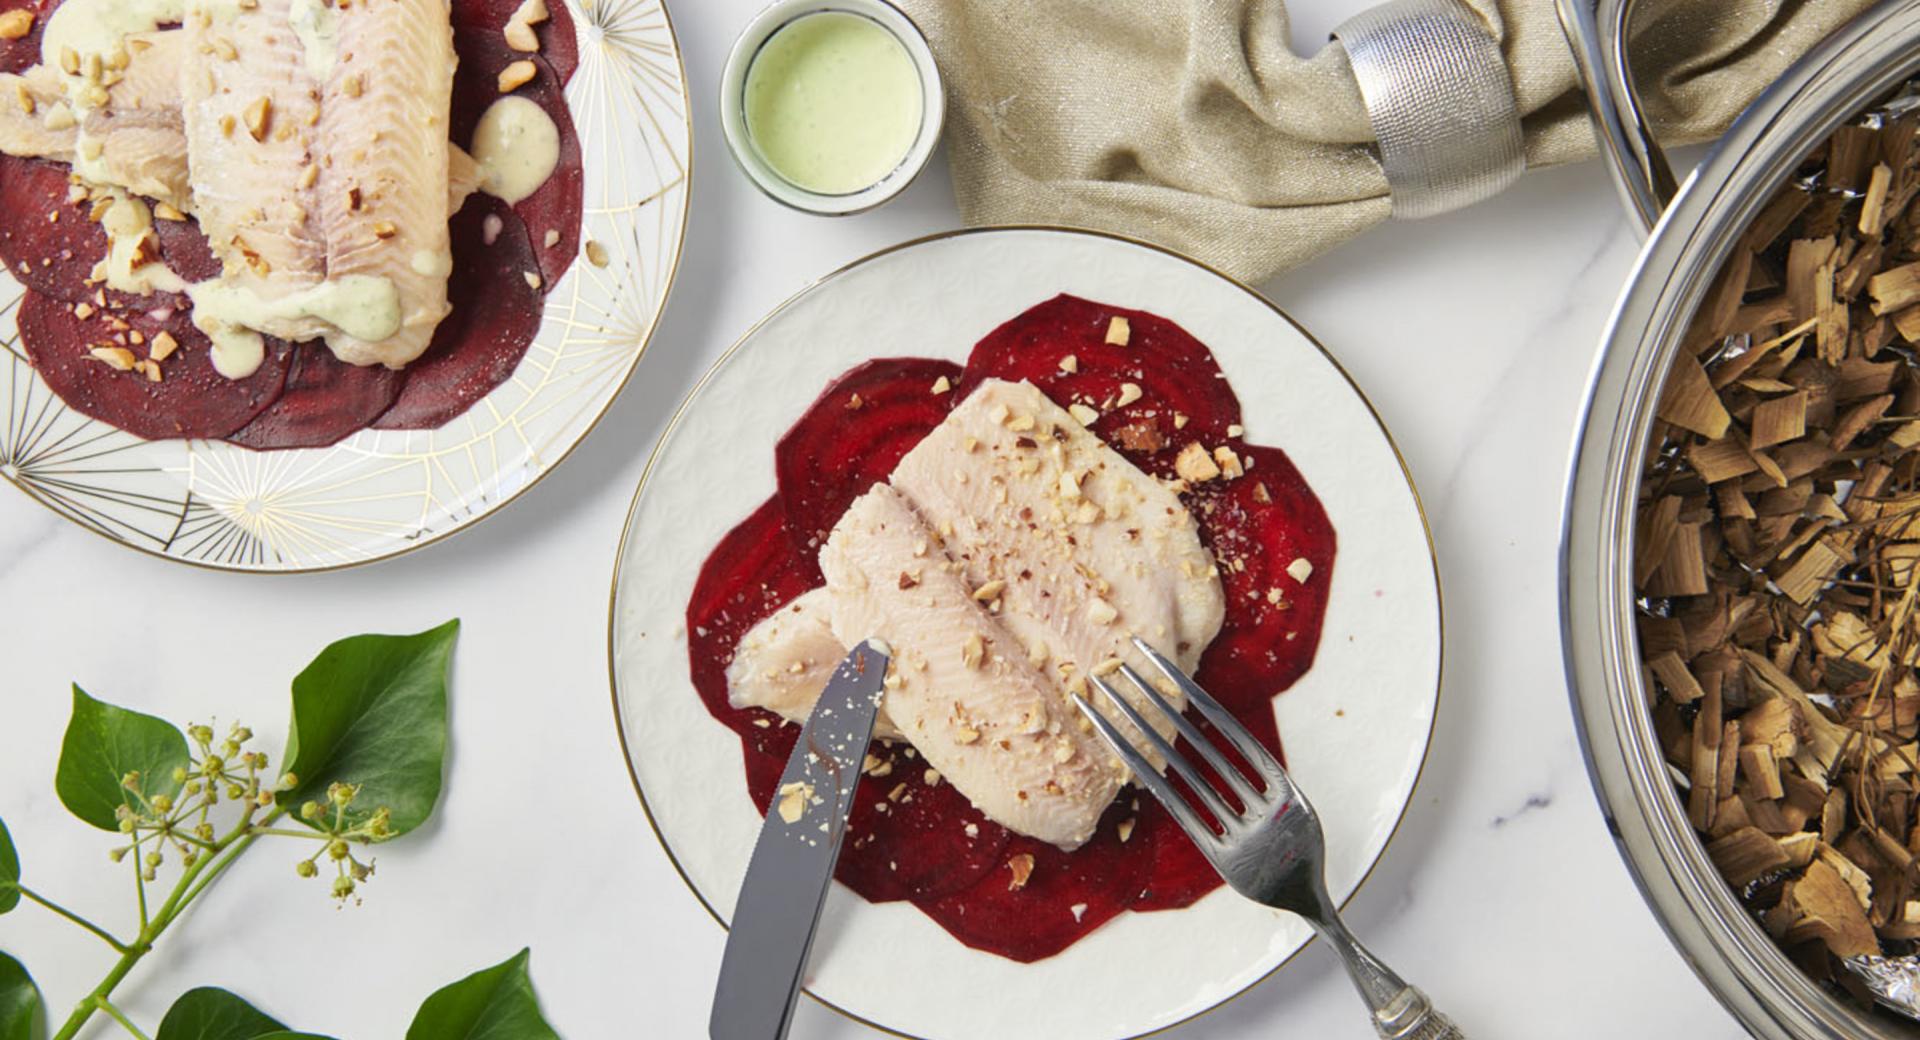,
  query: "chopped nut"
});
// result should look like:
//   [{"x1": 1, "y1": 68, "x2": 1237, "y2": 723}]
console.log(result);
[
  {"x1": 1105, "y1": 315, "x2": 1130, "y2": 346},
  {"x1": 775, "y1": 781, "x2": 811, "y2": 824},
  {"x1": 1006, "y1": 853, "x2": 1035, "y2": 890},
  {"x1": 341, "y1": 73, "x2": 364, "y2": 99},
  {"x1": 482, "y1": 214, "x2": 504, "y2": 245},
  {"x1": 1172, "y1": 412, "x2": 1189, "y2": 430},
  {"x1": 211, "y1": 35, "x2": 237, "y2": 60},
  {"x1": 1226, "y1": 423, "x2": 1245, "y2": 437},
  {"x1": 58, "y1": 46, "x2": 78, "y2": 75},
  {"x1": 152, "y1": 202, "x2": 185, "y2": 222},
  {"x1": 1068, "y1": 402, "x2": 1100, "y2": 426},
  {"x1": 503, "y1": 0, "x2": 548, "y2": 50},
  {"x1": 297, "y1": 163, "x2": 319, "y2": 190},
  {"x1": 1116, "y1": 382, "x2": 1143, "y2": 407},
  {"x1": 134, "y1": 359, "x2": 161, "y2": 382},
  {"x1": 345, "y1": 186, "x2": 362, "y2": 211},
  {"x1": 931, "y1": 375, "x2": 952, "y2": 395},
  {"x1": 242, "y1": 96, "x2": 271, "y2": 141},
  {"x1": 72, "y1": 302, "x2": 93, "y2": 320},
  {"x1": 0, "y1": 9, "x2": 34, "y2": 39},
  {"x1": 218, "y1": 113, "x2": 236, "y2": 138},
  {"x1": 1086, "y1": 597, "x2": 1118, "y2": 626},
  {"x1": 88, "y1": 346, "x2": 136, "y2": 371},
  {"x1": 522, "y1": 271, "x2": 542, "y2": 290},
  {"x1": 1057, "y1": 353, "x2": 1078, "y2": 374},
  {"x1": 497, "y1": 60, "x2": 537, "y2": 93},
  {"x1": 960, "y1": 633, "x2": 985, "y2": 669},
  {"x1": 1213, "y1": 444, "x2": 1244, "y2": 479},
  {"x1": 584, "y1": 239, "x2": 609, "y2": 267},
  {"x1": 149, "y1": 331, "x2": 178, "y2": 361},
  {"x1": 372, "y1": 220, "x2": 397, "y2": 239},
  {"x1": 972, "y1": 579, "x2": 1006, "y2": 603},
  {"x1": 1287, "y1": 557, "x2": 1313, "y2": 583},
  {"x1": 13, "y1": 82, "x2": 32, "y2": 115},
  {"x1": 1174, "y1": 441, "x2": 1221, "y2": 482}
]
